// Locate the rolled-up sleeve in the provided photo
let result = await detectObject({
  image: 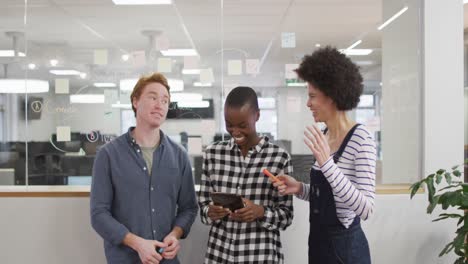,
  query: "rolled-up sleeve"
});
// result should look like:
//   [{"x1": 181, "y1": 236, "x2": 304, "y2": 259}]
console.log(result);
[
  {"x1": 258, "y1": 157, "x2": 294, "y2": 231},
  {"x1": 90, "y1": 148, "x2": 129, "y2": 245},
  {"x1": 173, "y1": 152, "x2": 198, "y2": 239}
]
